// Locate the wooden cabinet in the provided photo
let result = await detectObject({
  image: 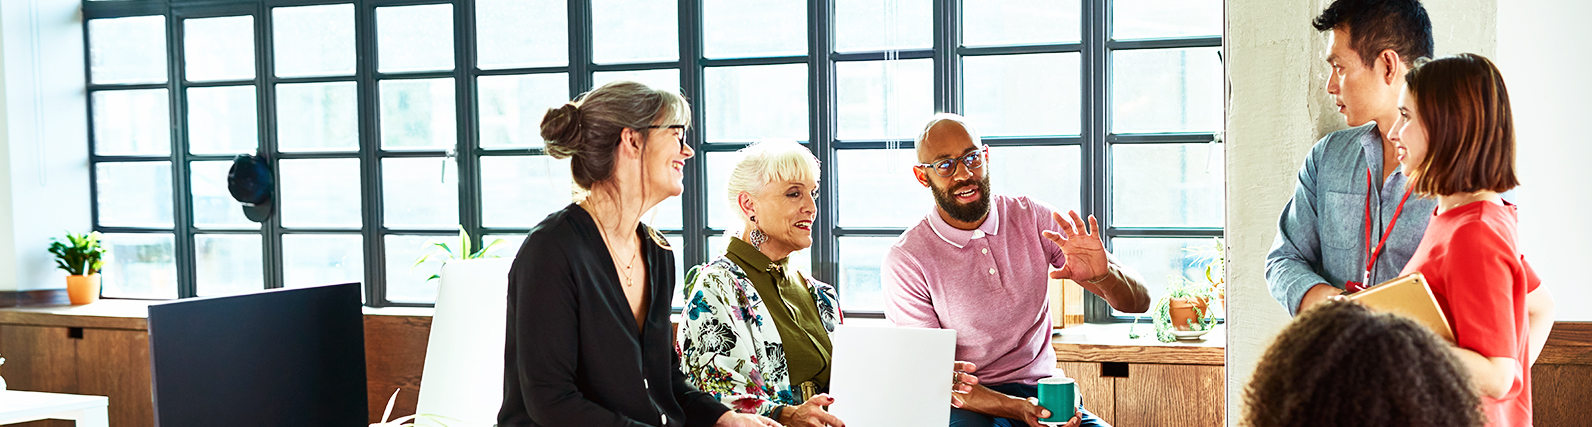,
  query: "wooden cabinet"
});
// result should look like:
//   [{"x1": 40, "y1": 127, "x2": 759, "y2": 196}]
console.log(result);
[
  {"x1": 0, "y1": 303, "x2": 153, "y2": 427},
  {"x1": 1053, "y1": 324, "x2": 1226, "y2": 427}
]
